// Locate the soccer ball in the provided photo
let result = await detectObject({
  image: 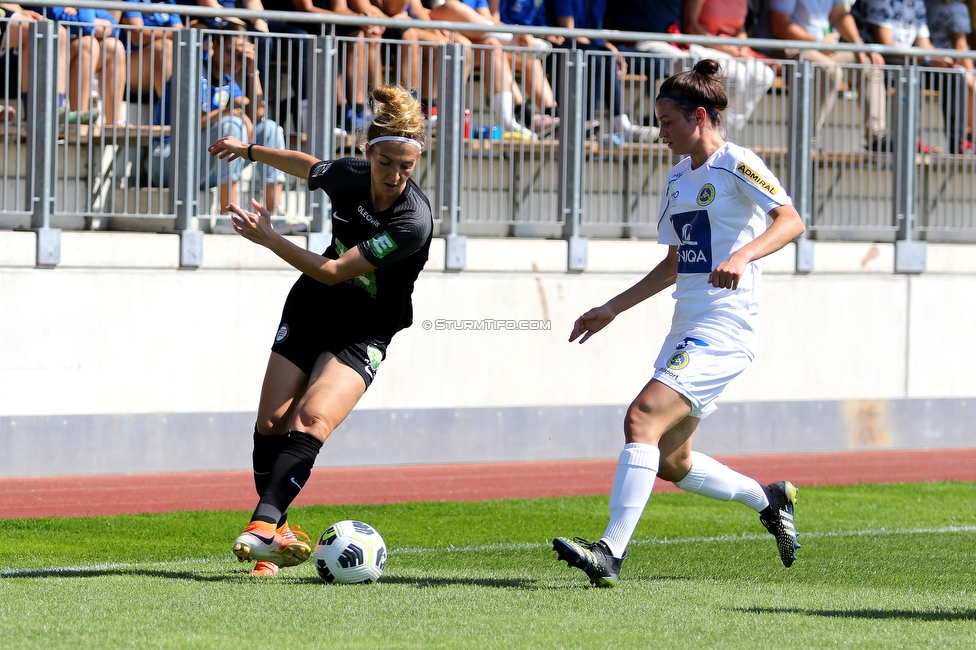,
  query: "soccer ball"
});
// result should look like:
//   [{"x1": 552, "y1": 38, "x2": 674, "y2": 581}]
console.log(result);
[{"x1": 313, "y1": 520, "x2": 387, "y2": 584}]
